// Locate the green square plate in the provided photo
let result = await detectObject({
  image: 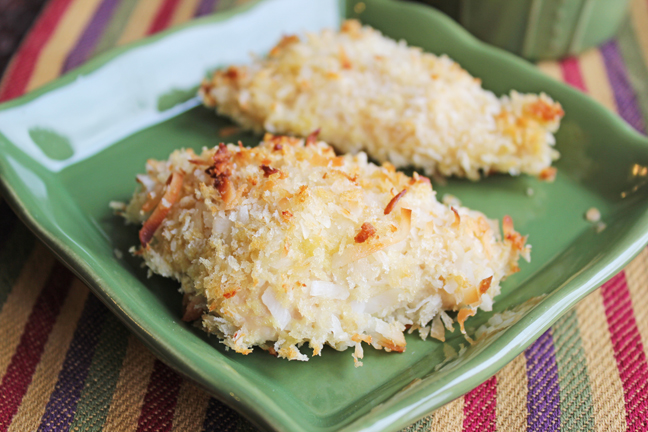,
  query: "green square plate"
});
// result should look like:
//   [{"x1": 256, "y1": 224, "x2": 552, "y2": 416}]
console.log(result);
[{"x1": 1, "y1": 0, "x2": 648, "y2": 431}]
